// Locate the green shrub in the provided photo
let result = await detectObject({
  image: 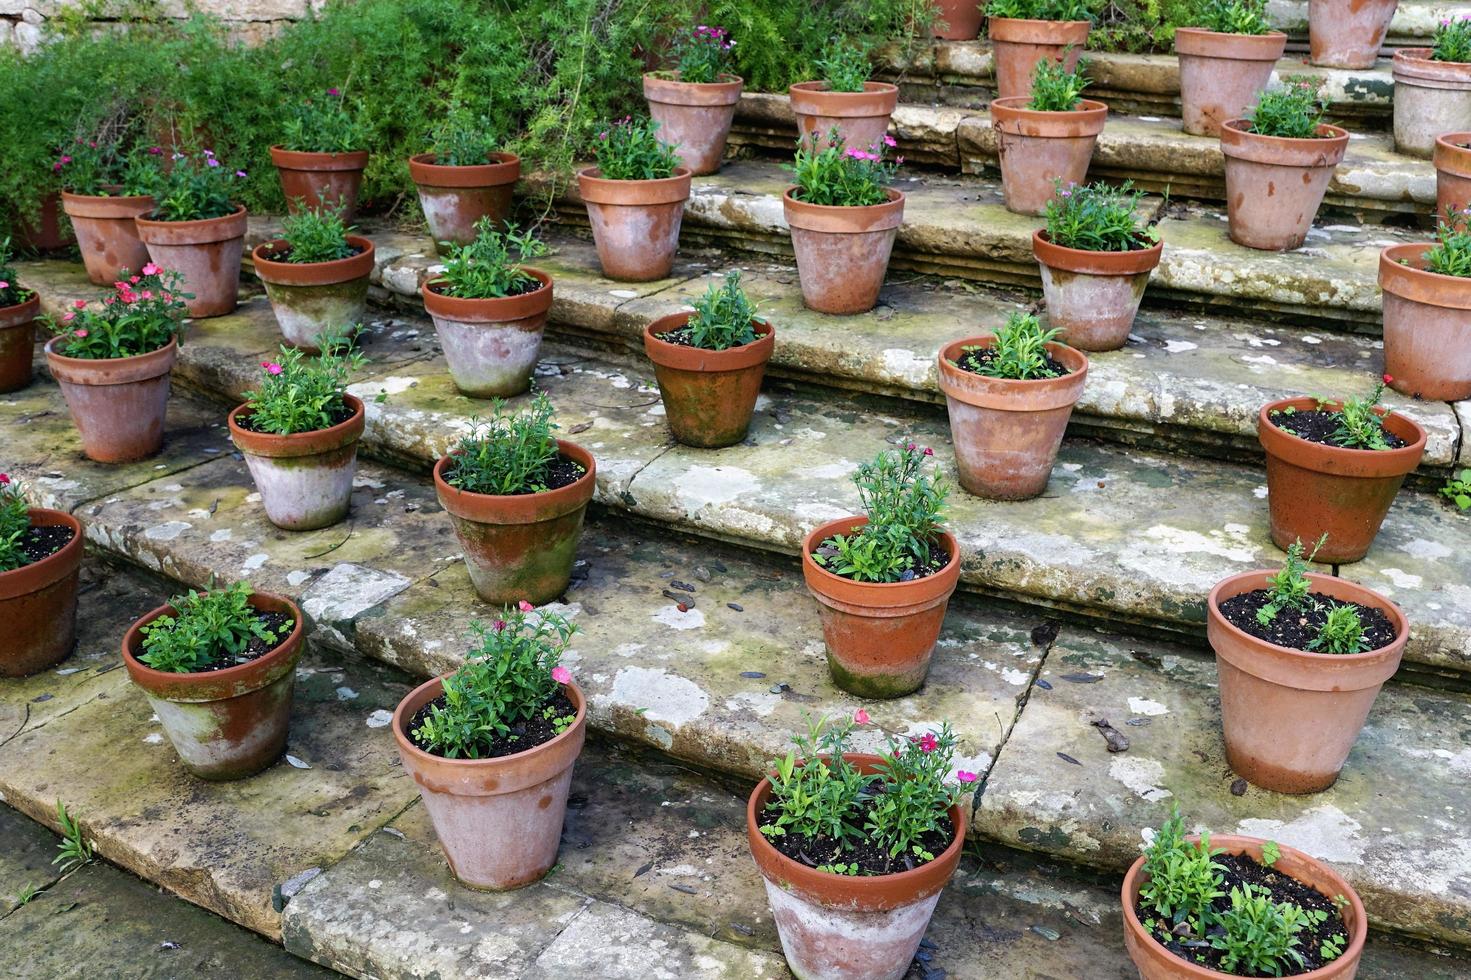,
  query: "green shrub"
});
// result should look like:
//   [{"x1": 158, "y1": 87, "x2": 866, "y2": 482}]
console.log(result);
[
  {"x1": 433, "y1": 218, "x2": 547, "y2": 299},
  {"x1": 277, "y1": 204, "x2": 355, "y2": 264},
  {"x1": 1089, "y1": 0, "x2": 1211, "y2": 53}
]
